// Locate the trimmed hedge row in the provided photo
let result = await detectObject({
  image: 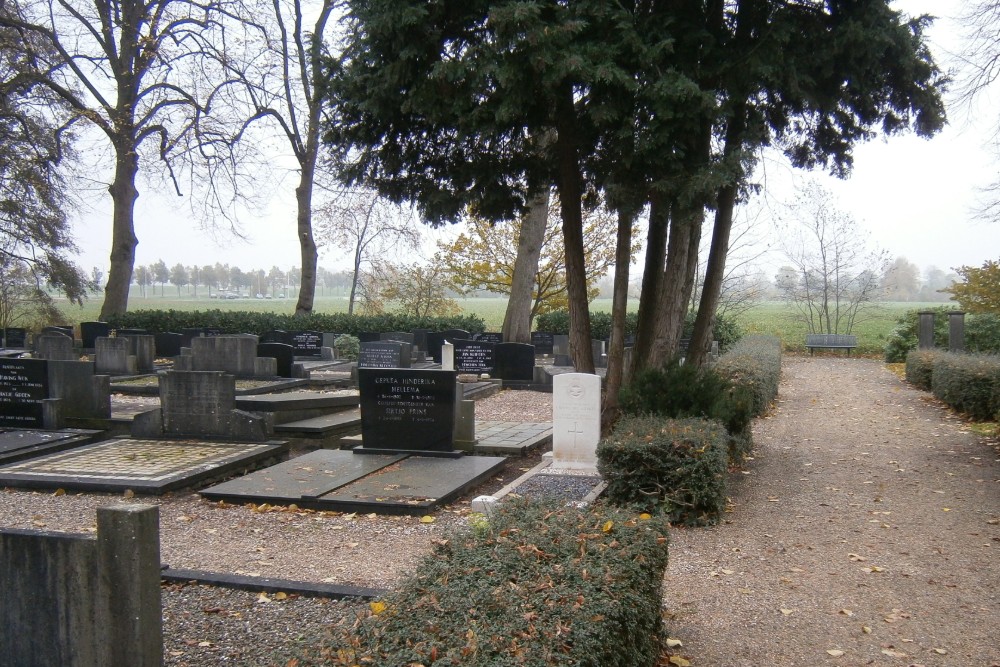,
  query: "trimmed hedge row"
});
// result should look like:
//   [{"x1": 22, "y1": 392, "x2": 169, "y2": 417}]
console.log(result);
[
  {"x1": 104, "y1": 309, "x2": 485, "y2": 337},
  {"x1": 904, "y1": 349, "x2": 943, "y2": 391},
  {"x1": 713, "y1": 335, "x2": 782, "y2": 418},
  {"x1": 298, "y1": 500, "x2": 671, "y2": 667},
  {"x1": 598, "y1": 416, "x2": 729, "y2": 526},
  {"x1": 931, "y1": 352, "x2": 1000, "y2": 421}
]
